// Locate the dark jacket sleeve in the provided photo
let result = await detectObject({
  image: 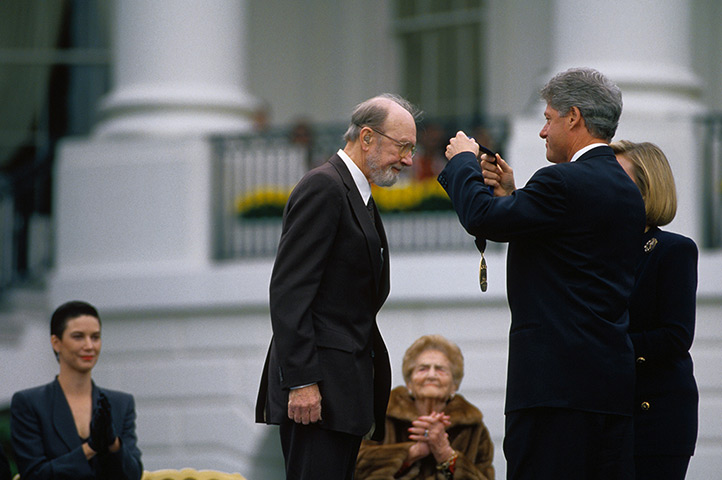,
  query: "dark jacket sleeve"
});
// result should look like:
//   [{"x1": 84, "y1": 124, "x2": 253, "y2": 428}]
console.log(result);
[
  {"x1": 11, "y1": 390, "x2": 94, "y2": 480},
  {"x1": 99, "y1": 391, "x2": 143, "y2": 480},
  {"x1": 269, "y1": 171, "x2": 343, "y2": 389},
  {"x1": 439, "y1": 152, "x2": 567, "y2": 242},
  {"x1": 0, "y1": 443, "x2": 12, "y2": 480}
]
